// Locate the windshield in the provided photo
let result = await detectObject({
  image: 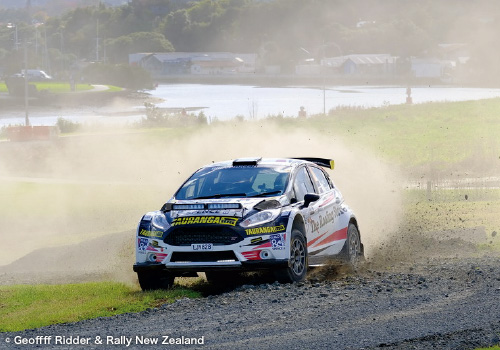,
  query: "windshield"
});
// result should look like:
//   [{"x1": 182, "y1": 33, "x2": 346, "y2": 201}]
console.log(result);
[{"x1": 175, "y1": 166, "x2": 291, "y2": 200}]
